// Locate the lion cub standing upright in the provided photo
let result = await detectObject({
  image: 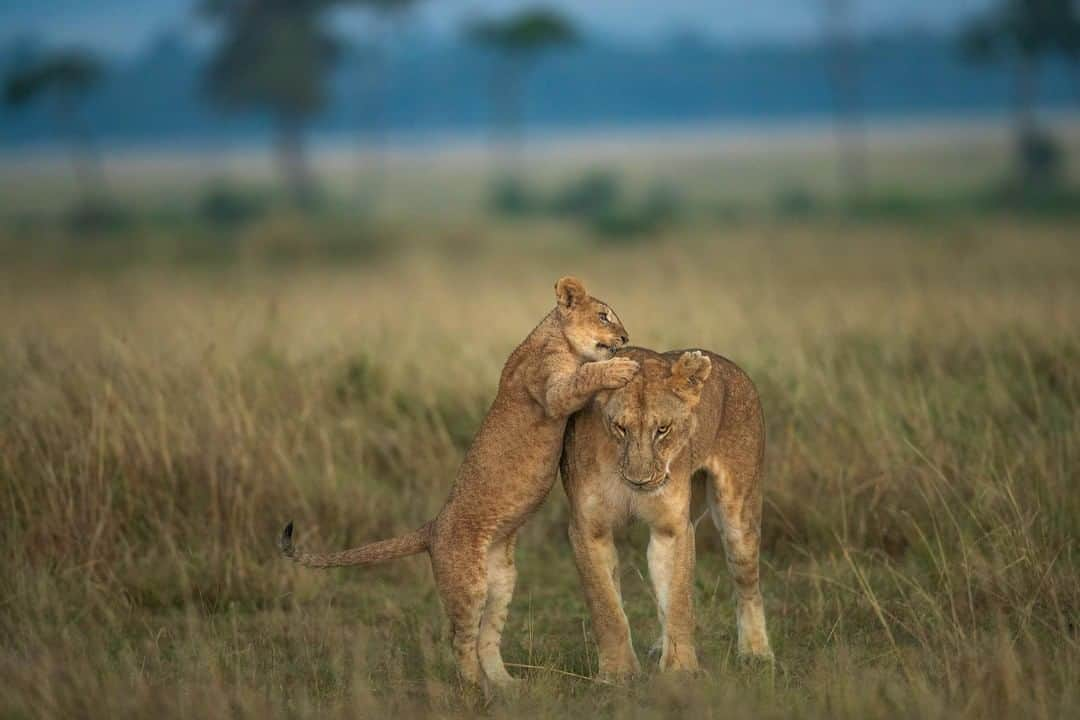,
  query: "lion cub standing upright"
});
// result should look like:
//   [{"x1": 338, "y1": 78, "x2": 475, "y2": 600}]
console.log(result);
[{"x1": 280, "y1": 277, "x2": 637, "y2": 688}]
